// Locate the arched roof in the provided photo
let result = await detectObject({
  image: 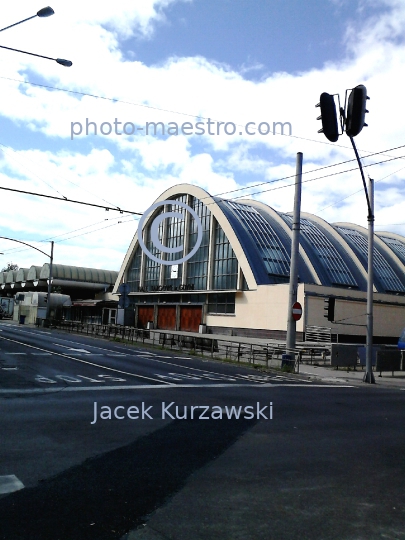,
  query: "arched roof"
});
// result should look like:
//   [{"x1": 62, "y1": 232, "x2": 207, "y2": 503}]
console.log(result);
[
  {"x1": 26, "y1": 266, "x2": 43, "y2": 281},
  {"x1": 115, "y1": 183, "x2": 405, "y2": 295},
  {"x1": 40, "y1": 264, "x2": 118, "y2": 284},
  {"x1": 15, "y1": 268, "x2": 29, "y2": 283}
]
